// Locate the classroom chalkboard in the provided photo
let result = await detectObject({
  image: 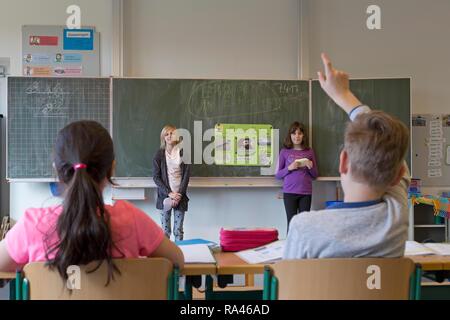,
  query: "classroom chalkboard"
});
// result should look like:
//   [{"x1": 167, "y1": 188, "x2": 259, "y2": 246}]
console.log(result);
[
  {"x1": 113, "y1": 79, "x2": 310, "y2": 177},
  {"x1": 7, "y1": 77, "x2": 110, "y2": 179},
  {"x1": 7, "y1": 77, "x2": 411, "y2": 180},
  {"x1": 312, "y1": 78, "x2": 411, "y2": 177}
]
